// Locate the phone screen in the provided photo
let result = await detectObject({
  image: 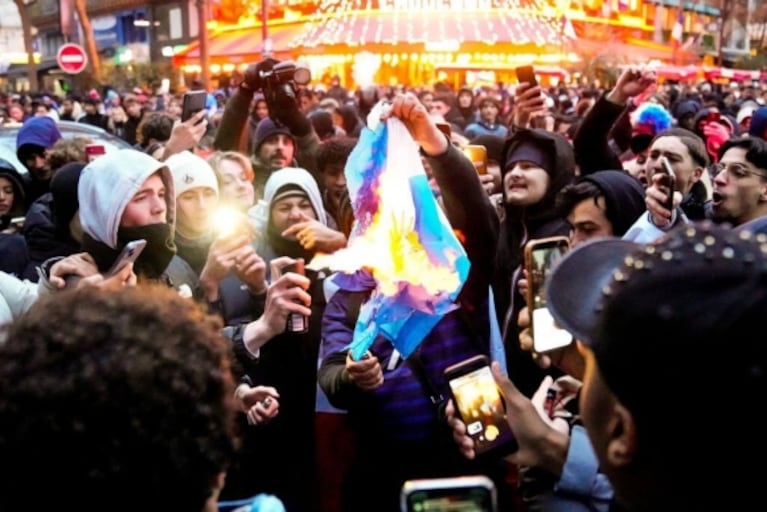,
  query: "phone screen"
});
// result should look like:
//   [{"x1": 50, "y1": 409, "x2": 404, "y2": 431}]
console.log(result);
[
  {"x1": 182, "y1": 91, "x2": 207, "y2": 122},
  {"x1": 527, "y1": 238, "x2": 572, "y2": 353},
  {"x1": 461, "y1": 145, "x2": 488, "y2": 175},
  {"x1": 447, "y1": 363, "x2": 516, "y2": 456},
  {"x1": 404, "y1": 486, "x2": 494, "y2": 512},
  {"x1": 515, "y1": 65, "x2": 538, "y2": 87}
]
